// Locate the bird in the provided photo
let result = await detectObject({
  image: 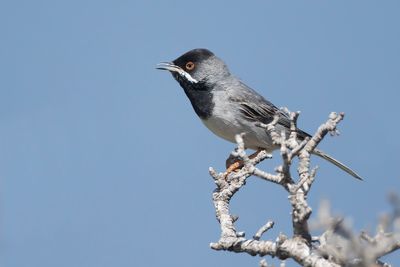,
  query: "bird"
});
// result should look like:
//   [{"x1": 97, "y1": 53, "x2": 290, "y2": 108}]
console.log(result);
[{"x1": 156, "y1": 48, "x2": 362, "y2": 180}]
